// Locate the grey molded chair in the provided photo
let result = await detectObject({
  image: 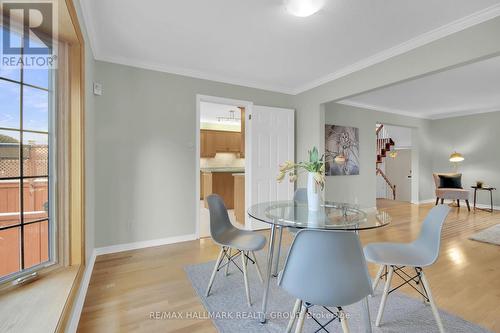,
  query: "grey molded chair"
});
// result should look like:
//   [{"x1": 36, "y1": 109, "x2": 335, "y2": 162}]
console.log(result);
[
  {"x1": 279, "y1": 229, "x2": 373, "y2": 333},
  {"x1": 294, "y1": 187, "x2": 308, "y2": 203},
  {"x1": 364, "y1": 204, "x2": 451, "y2": 333},
  {"x1": 205, "y1": 194, "x2": 266, "y2": 306},
  {"x1": 272, "y1": 188, "x2": 308, "y2": 277},
  {"x1": 287, "y1": 188, "x2": 308, "y2": 235}
]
